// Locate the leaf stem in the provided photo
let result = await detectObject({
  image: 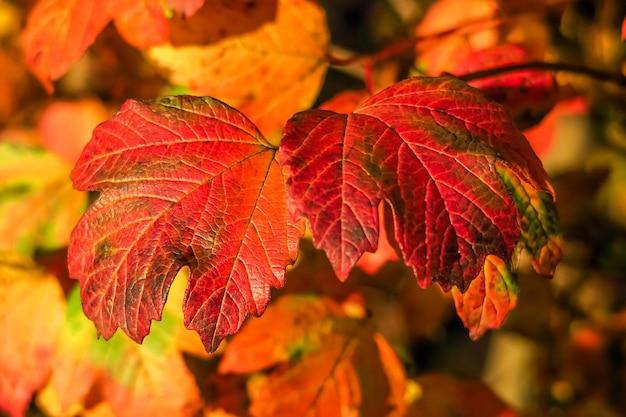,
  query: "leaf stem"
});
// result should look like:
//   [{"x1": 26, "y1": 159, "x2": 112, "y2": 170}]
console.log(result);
[{"x1": 455, "y1": 61, "x2": 626, "y2": 87}]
